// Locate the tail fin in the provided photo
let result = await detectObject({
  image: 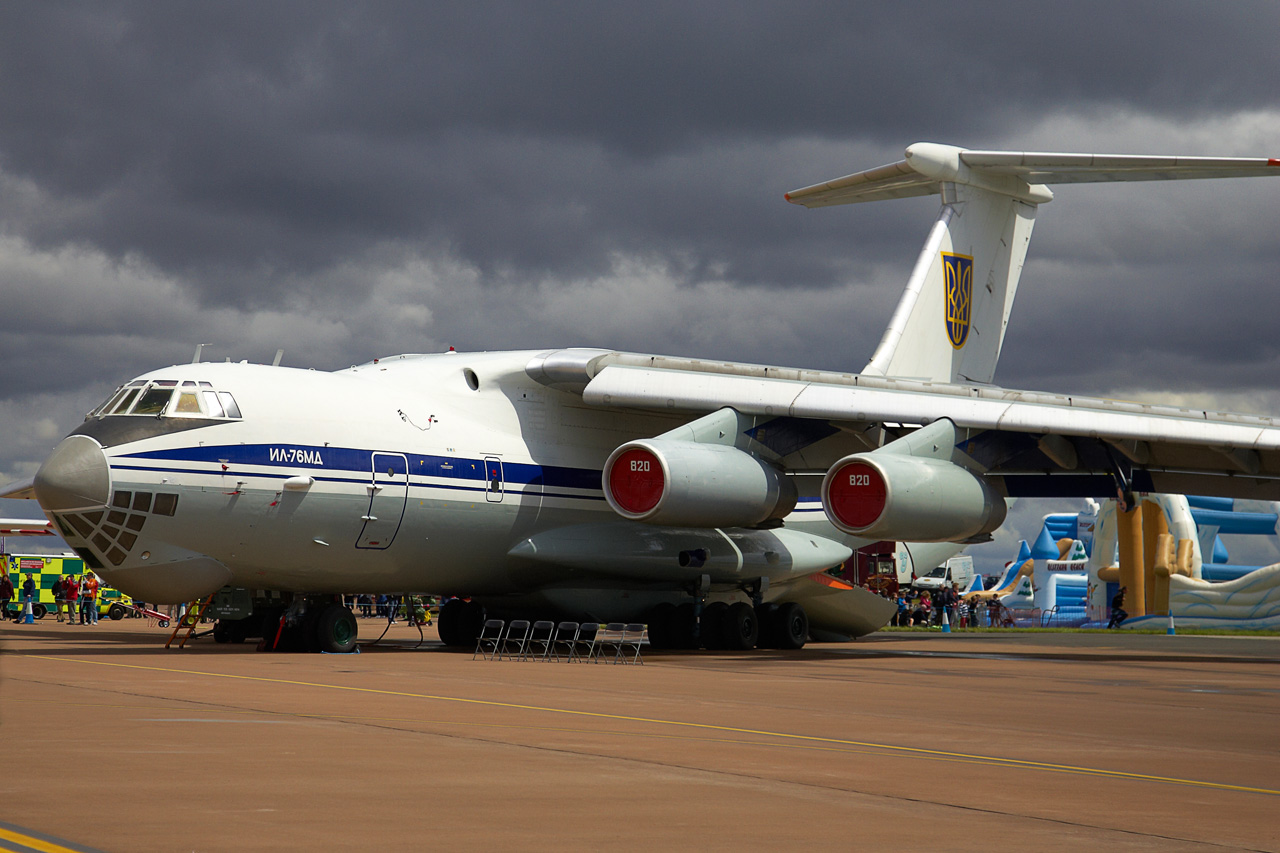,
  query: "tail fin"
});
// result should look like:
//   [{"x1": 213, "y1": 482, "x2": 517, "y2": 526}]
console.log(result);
[{"x1": 786, "y1": 143, "x2": 1280, "y2": 385}]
